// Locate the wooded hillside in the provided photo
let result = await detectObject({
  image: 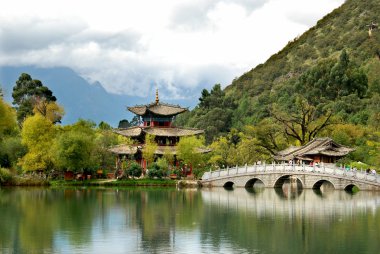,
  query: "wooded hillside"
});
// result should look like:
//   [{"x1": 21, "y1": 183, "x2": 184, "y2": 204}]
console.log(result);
[{"x1": 176, "y1": 0, "x2": 380, "y2": 168}]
